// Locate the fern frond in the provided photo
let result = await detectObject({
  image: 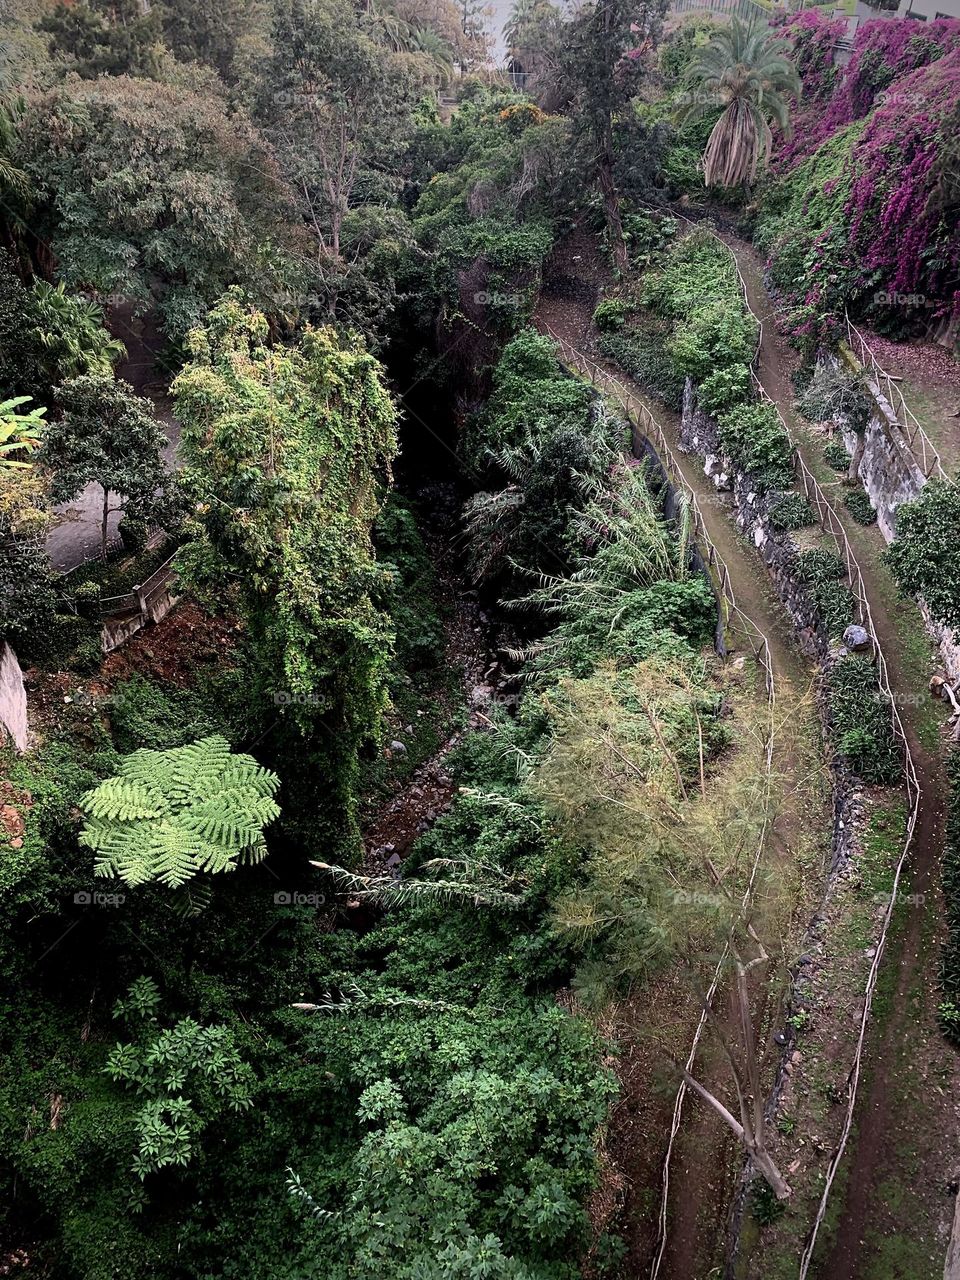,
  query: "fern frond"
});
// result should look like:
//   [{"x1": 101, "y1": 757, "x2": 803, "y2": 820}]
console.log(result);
[{"x1": 81, "y1": 738, "x2": 281, "y2": 895}]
